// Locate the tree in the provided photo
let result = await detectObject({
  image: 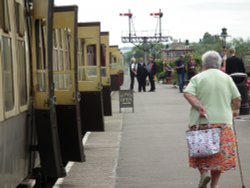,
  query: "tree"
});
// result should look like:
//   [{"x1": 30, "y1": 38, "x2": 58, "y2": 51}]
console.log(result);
[
  {"x1": 231, "y1": 38, "x2": 250, "y2": 58},
  {"x1": 123, "y1": 32, "x2": 250, "y2": 69},
  {"x1": 202, "y1": 32, "x2": 218, "y2": 44}
]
